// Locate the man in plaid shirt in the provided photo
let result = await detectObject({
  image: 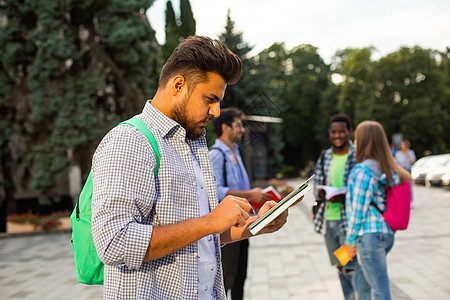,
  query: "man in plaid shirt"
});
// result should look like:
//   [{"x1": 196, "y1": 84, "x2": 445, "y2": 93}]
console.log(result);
[
  {"x1": 312, "y1": 114, "x2": 357, "y2": 300},
  {"x1": 91, "y1": 36, "x2": 294, "y2": 299}
]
